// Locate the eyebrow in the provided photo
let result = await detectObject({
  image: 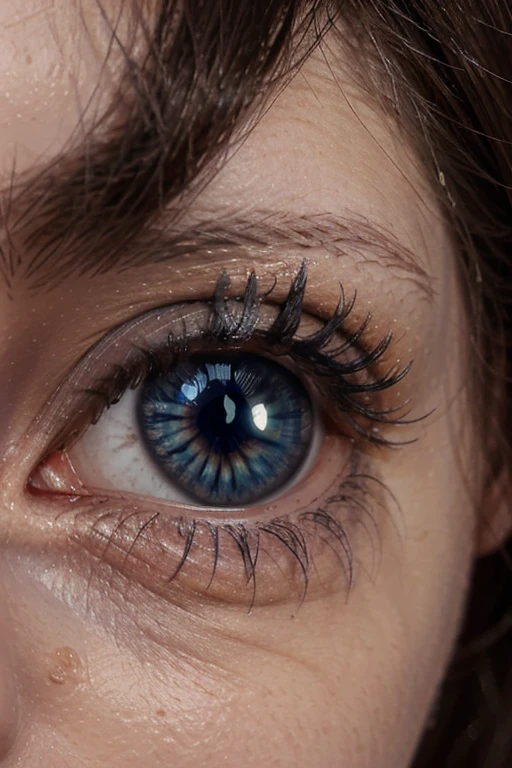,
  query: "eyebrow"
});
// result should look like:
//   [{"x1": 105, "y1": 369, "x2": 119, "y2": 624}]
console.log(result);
[{"x1": 0, "y1": 176, "x2": 433, "y2": 299}]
